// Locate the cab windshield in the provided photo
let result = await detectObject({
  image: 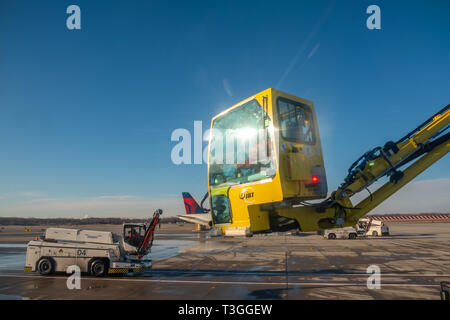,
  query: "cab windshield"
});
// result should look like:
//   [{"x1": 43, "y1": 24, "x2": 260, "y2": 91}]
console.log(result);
[
  {"x1": 278, "y1": 98, "x2": 315, "y2": 144},
  {"x1": 124, "y1": 225, "x2": 146, "y2": 247},
  {"x1": 209, "y1": 99, "x2": 276, "y2": 187}
]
